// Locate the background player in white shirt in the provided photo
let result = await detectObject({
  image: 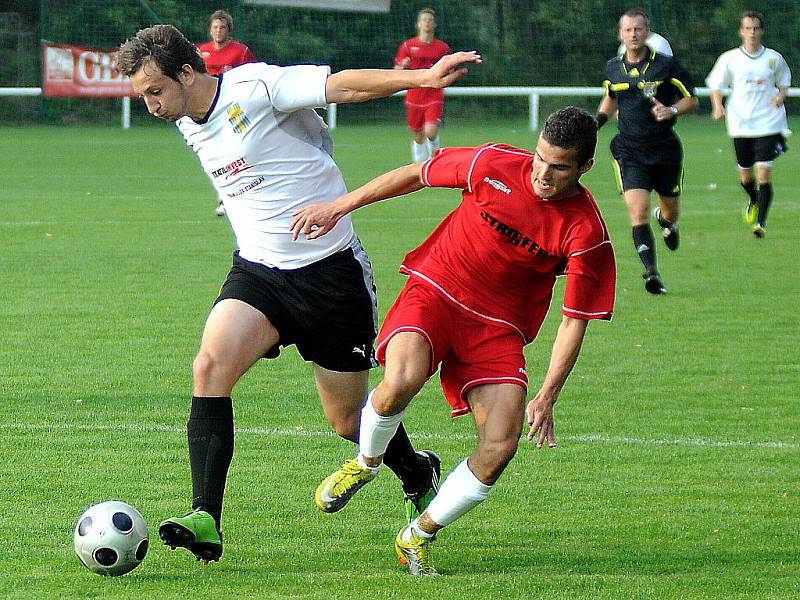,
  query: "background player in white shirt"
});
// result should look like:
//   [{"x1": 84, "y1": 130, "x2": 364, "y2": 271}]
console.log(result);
[
  {"x1": 707, "y1": 11, "x2": 791, "y2": 238},
  {"x1": 117, "y1": 24, "x2": 480, "y2": 563}
]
